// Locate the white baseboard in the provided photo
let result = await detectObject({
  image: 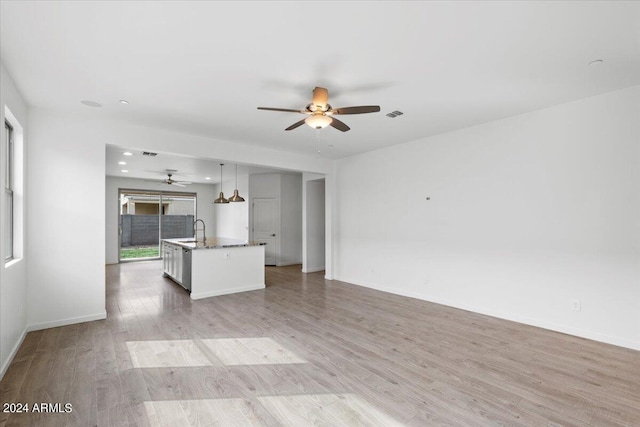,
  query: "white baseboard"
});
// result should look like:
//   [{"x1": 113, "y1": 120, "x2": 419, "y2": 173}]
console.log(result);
[
  {"x1": 276, "y1": 261, "x2": 302, "y2": 267},
  {"x1": 191, "y1": 284, "x2": 265, "y2": 300},
  {"x1": 335, "y1": 275, "x2": 640, "y2": 352},
  {"x1": 0, "y1": 327, "x2": 28, "y2": 380},
  {"x1": 302, "y1": 266, "x2": 325, "y2": 273},
  {"x1": 27, "y1": 311, "x2": 107, "y2": 332}
]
